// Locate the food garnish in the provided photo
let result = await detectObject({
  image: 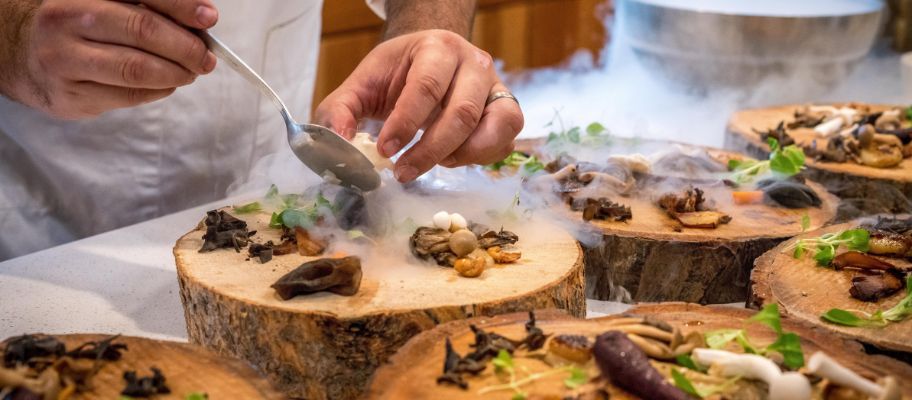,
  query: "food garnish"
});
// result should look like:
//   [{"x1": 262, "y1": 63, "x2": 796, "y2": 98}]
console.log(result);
[
  {"x1": 486, "y1": 151, "x2": 546, "y2": 176},
  {"x1": 728, "y1": 138, "x2": 805, "y2": 184},
  {"x1": 789, "y1": 228, "x2": 870, "y2": 266},
  {"x1": 410, "y1": 212, "x2": 521, "y2": 277},
  {"x1": 570, "y1": 197, "x2": 632, "y2": 222},
  {"x1": 704, "y1": 304, "x2": 804, "y2": 370},
  {"x1": 271, "y1": 256, "x2": 363, "y2": 299},
  {"x1": 657, "y1": 187, "x2": 731, "y2": 229},
  {"x1": 1, "y1": 334, "x2": 130, "y2": 399},
  {"x1": 199, "y1": 210, "x2": 254, "y2": 253},
  {"x1": 121, "y1": 367, "x2": 171, "y2": 397},
  {"x1": 822, "y1": 275, "x2": 912, "y2": 328}
]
